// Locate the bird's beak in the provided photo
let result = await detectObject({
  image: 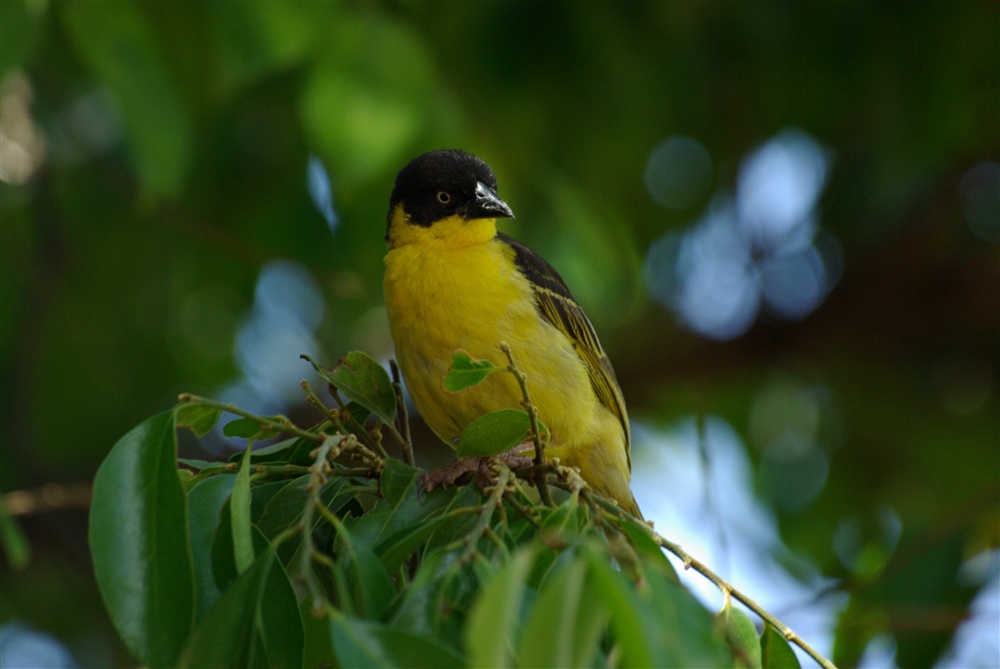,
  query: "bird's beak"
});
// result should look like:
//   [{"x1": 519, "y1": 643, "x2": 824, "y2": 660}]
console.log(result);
[{"x1": 467, "y1": 181, "x2": 514, "y2": 220}]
